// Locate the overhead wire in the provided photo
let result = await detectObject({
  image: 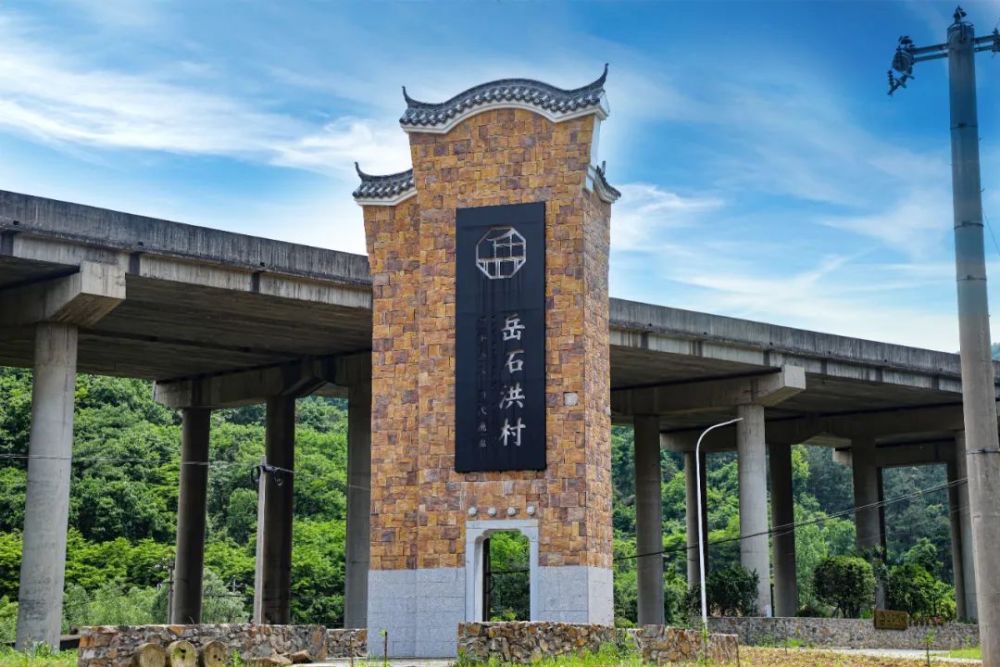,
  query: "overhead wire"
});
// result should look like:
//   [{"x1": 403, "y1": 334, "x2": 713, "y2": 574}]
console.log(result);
[{"x1": 616, "y1": 476, "x2": 965, "y2": 563}]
